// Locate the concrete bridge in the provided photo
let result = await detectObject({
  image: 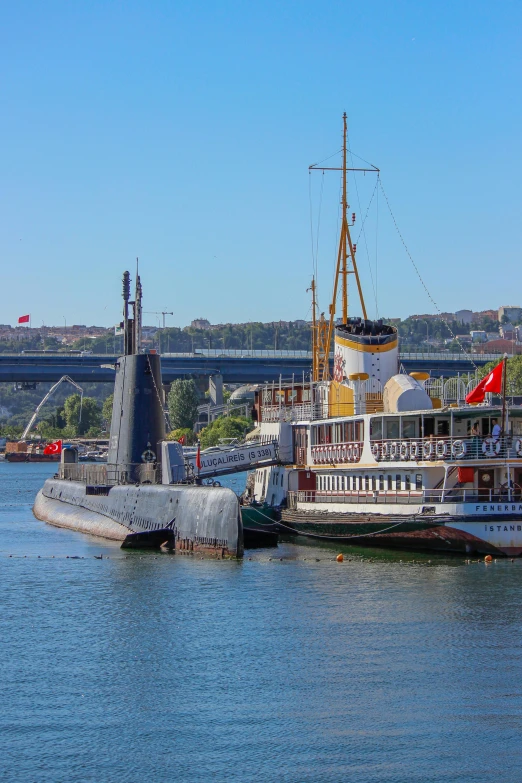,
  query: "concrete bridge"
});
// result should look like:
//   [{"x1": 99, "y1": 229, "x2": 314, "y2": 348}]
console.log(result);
[{"x1": 0, "y1": 350, "x2": 499, "y2": 385}]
